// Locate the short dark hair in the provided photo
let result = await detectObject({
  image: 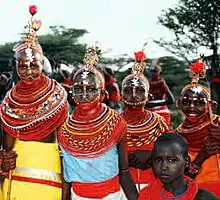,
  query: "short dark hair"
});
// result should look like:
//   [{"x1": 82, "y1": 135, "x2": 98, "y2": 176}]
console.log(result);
[{"x1": 153, "y1": 133, "x2": 188, "y2": 158}]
